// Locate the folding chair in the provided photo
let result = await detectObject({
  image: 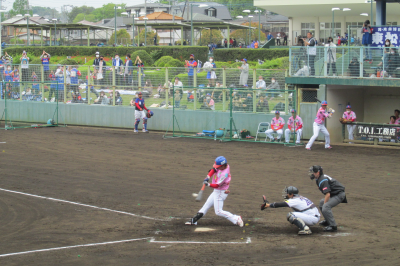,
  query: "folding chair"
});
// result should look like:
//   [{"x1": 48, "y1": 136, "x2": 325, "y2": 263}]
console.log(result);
[{"x1": 255, "y1": 122, "x2": 270, "y2": 141}]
